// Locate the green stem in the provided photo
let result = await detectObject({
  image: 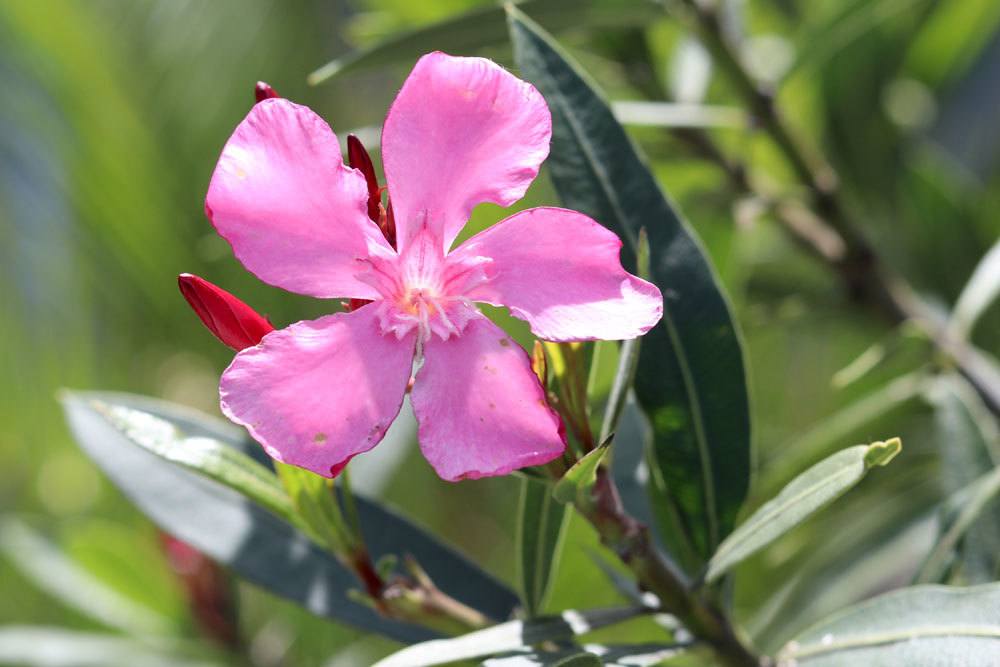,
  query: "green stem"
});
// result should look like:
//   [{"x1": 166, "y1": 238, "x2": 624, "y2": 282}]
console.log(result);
[{"x1": 579, "y1": 470, "x2": 760, "y2": 667}]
